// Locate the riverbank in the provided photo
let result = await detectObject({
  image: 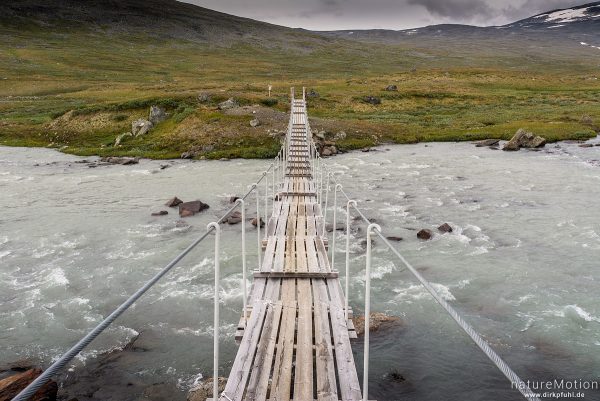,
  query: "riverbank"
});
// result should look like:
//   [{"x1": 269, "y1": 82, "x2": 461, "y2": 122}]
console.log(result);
[{"x1": 2, "y1": 69, "x2": 599, "y2": 160}]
